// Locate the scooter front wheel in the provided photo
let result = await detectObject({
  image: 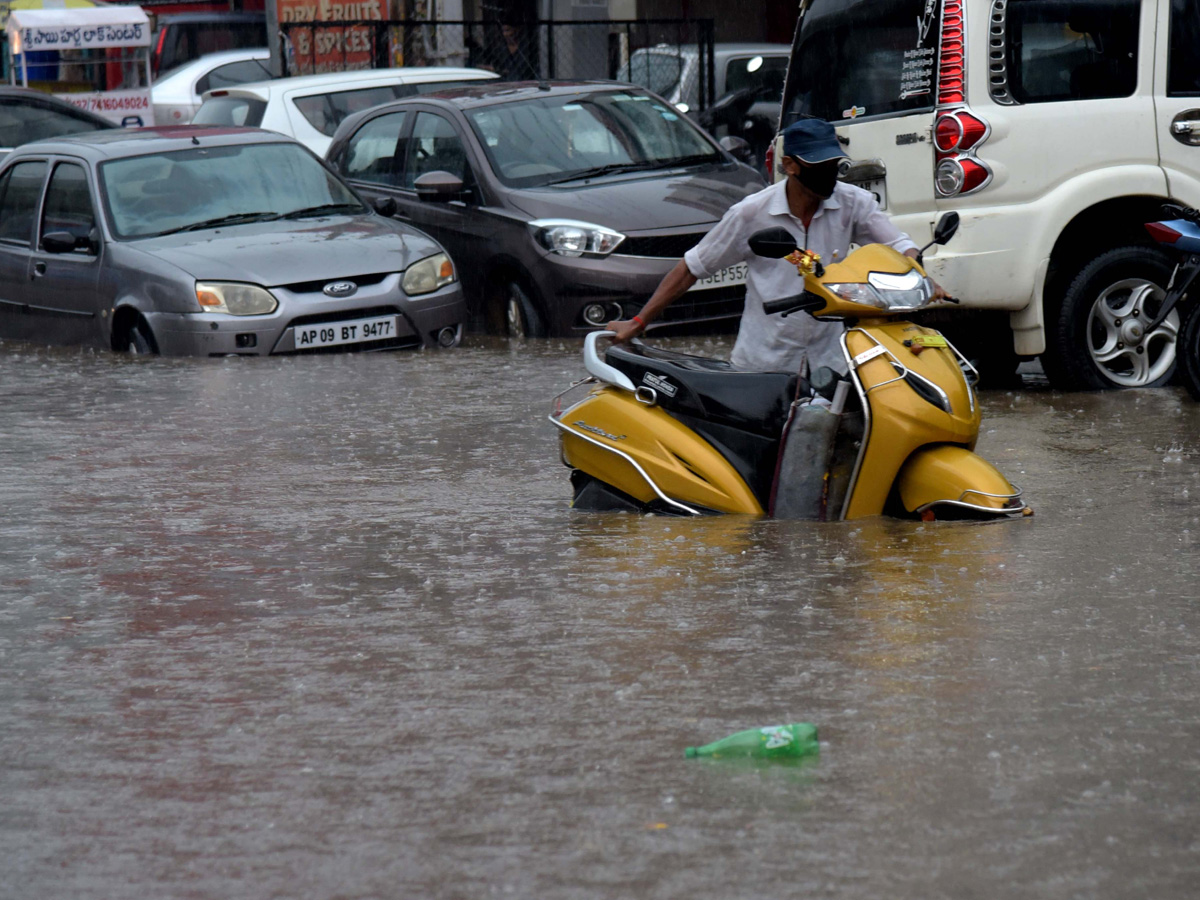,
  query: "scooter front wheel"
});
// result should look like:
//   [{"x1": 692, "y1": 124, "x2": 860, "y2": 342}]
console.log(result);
[{"x1": 896, "y1": 445, "x2": 1030, "y2": 520}]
